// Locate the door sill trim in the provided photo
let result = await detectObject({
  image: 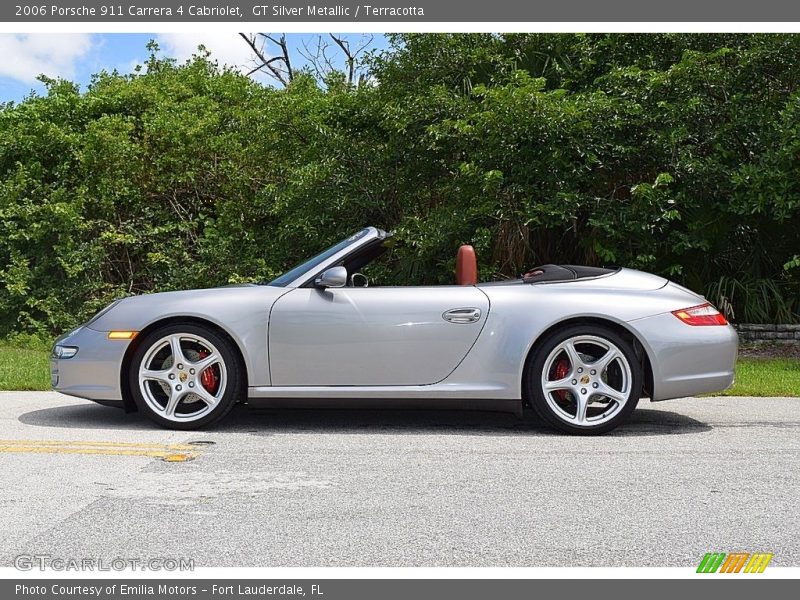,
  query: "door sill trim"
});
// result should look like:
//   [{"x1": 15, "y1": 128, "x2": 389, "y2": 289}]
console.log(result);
[
  {"x1": 246, "y1": 396, "x2": 521, "y2": 415},
  {"x1": 248, "y1": 382, "x2": 512, "y2": 400}
]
